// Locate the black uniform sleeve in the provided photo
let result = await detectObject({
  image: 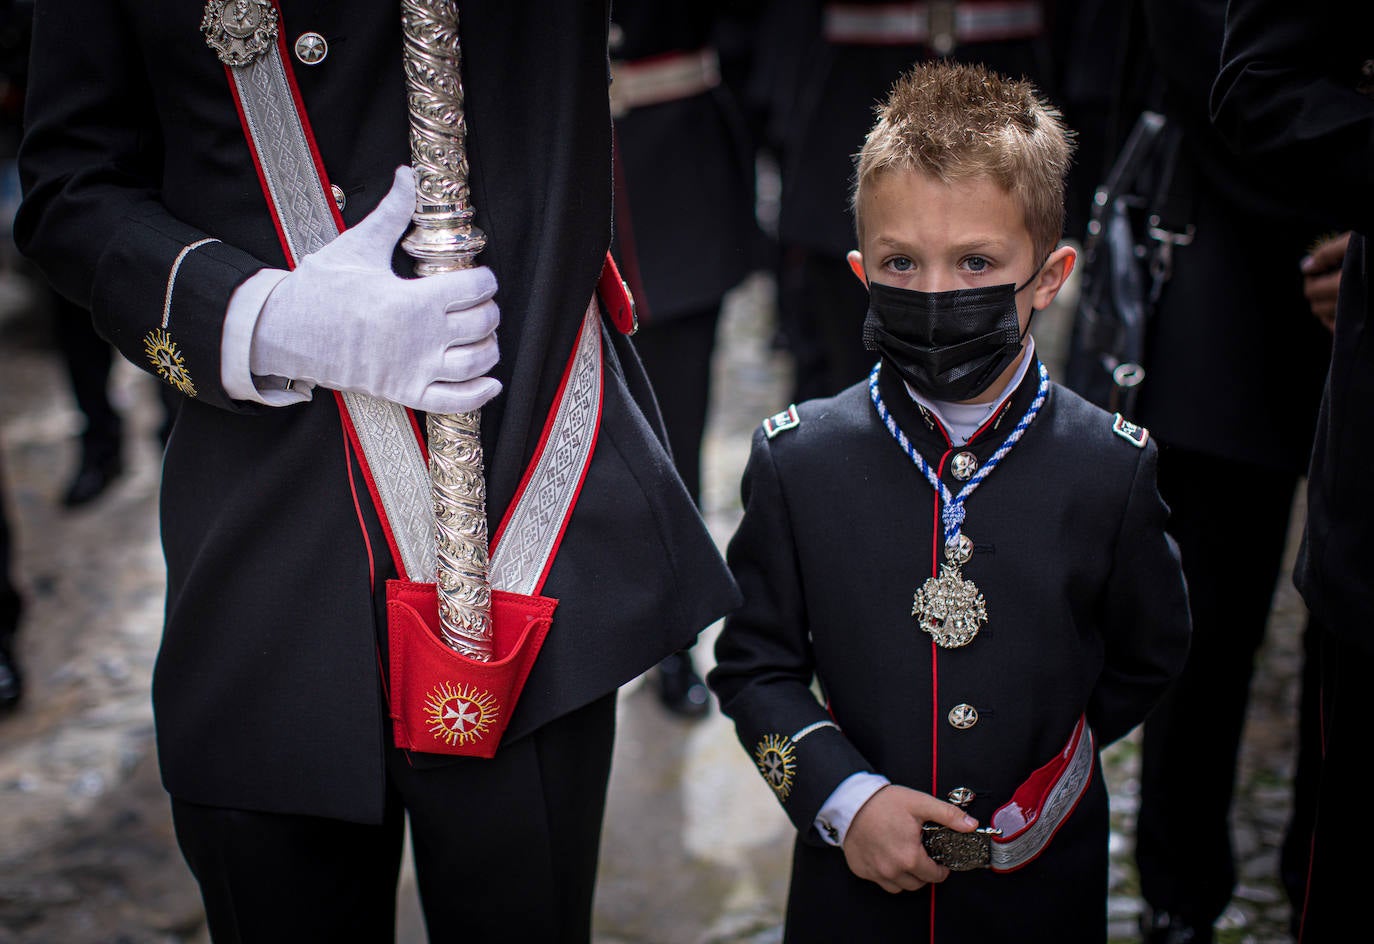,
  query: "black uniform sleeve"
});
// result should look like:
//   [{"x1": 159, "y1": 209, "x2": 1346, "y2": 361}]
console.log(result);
[
  {"x1": 14, "y1": 0, "x2": 267, "y2": 412},
  {"x1": 1210, "y1": 0, "x2": 1374, "y2": 232},
  {"x1": 1088, "y1": 439, "x2": 1192, "y2": 745},
  {"x1": 708, "y1": 426, "x2": 874, "y2": 843}
]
